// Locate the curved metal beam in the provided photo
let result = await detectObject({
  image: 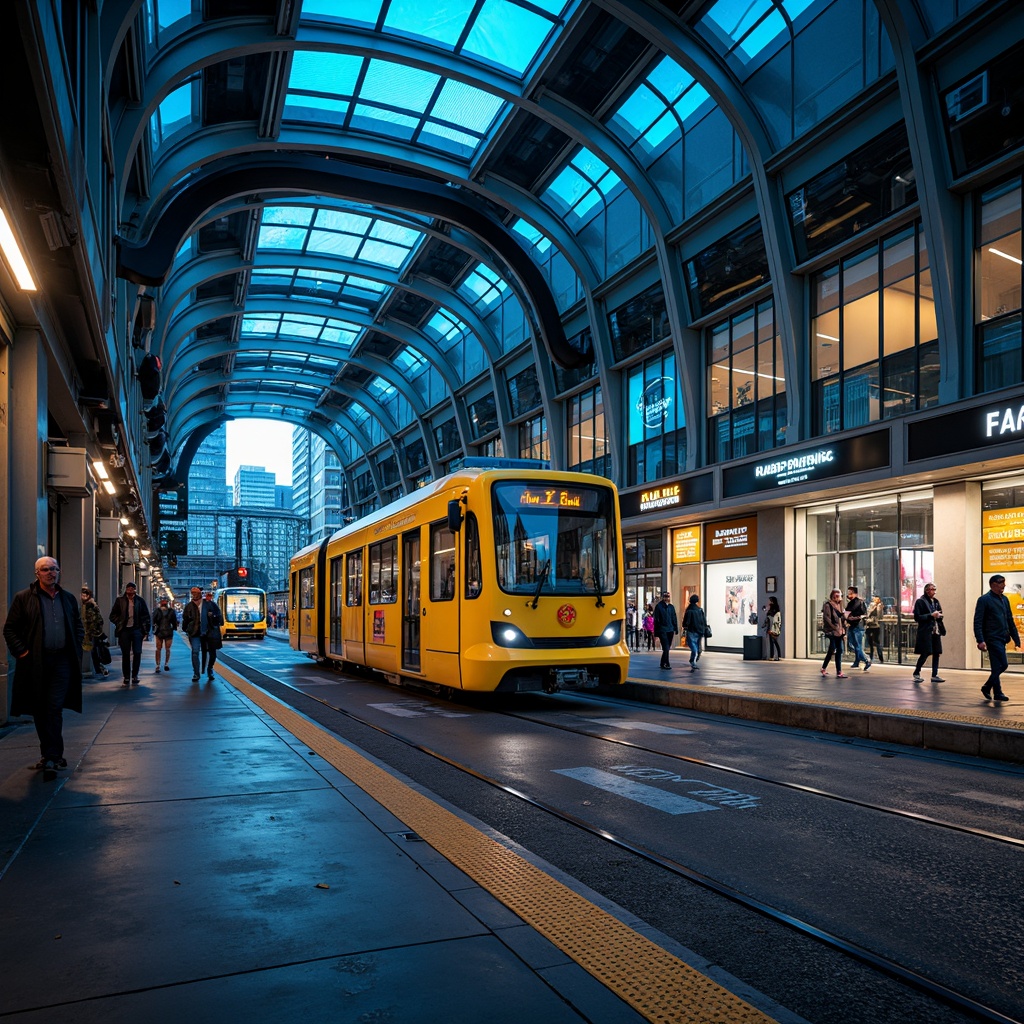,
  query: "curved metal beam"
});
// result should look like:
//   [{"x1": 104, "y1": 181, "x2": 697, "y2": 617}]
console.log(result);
[{"x1": 117, "y1": 153, "x2": 587, "y2": 368}]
